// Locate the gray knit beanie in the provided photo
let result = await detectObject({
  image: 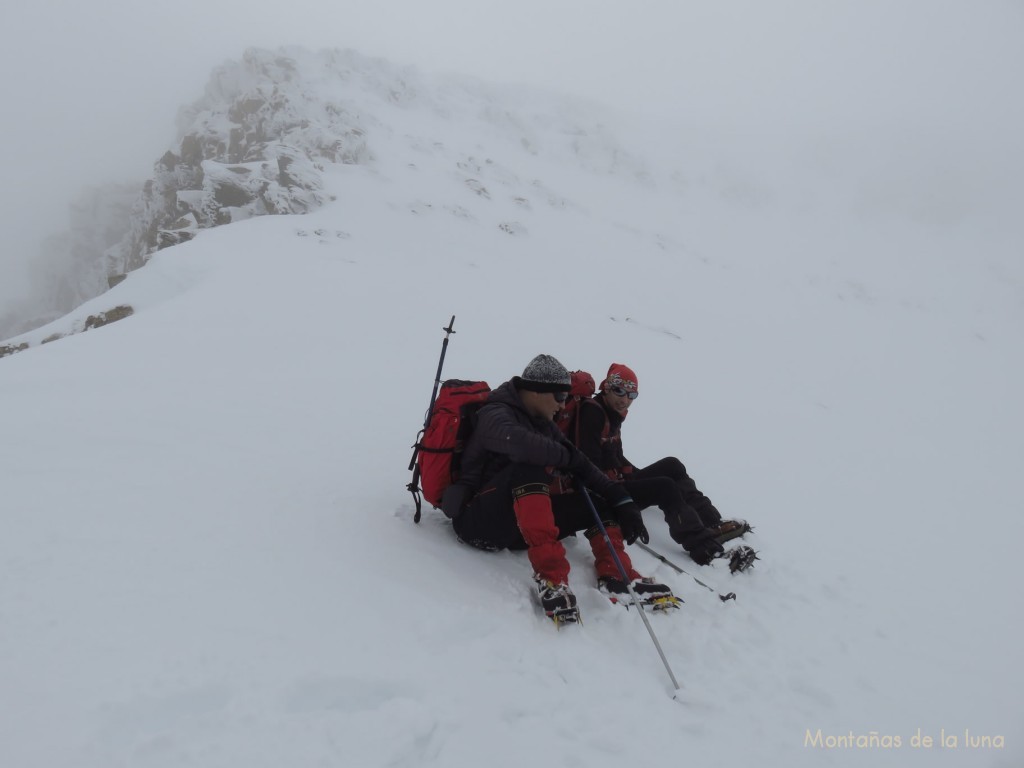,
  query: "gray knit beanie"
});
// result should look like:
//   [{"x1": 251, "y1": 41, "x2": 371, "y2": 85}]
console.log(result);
[{"x1": 516, "y1": 354, "x2": 572, "y2": 393}]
